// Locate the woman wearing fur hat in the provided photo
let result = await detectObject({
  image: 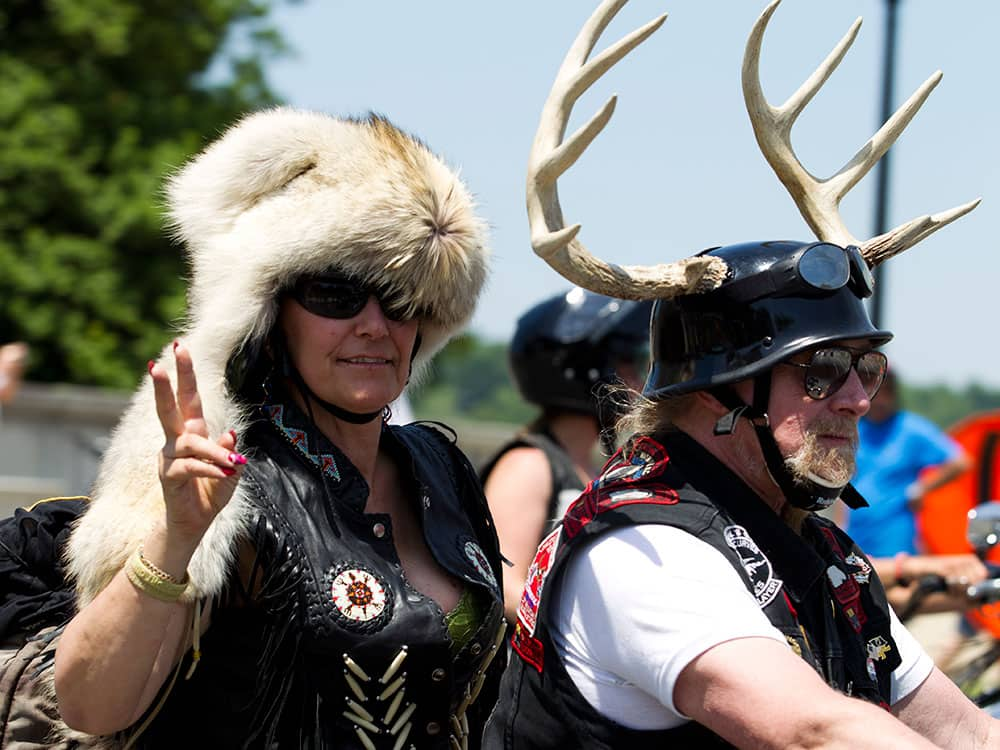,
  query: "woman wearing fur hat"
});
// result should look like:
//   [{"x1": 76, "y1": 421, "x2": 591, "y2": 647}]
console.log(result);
[{"x1": 46, "y1": 108, "x2": 505, "y2": 749}]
